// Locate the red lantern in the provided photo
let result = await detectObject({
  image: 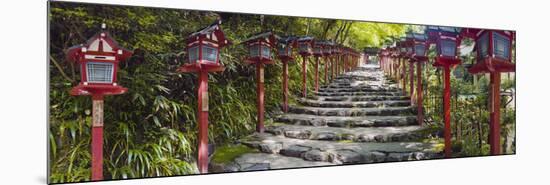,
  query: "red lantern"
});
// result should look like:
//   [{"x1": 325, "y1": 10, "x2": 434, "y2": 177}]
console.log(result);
[
  {"x1": 408, "y1": 32, "x2": 429, "y2": 127},
  {"x1": 427, "y1": 26, "x2": 462, "y2": 66},
  {"x1": 243, "y1": 31, "x2": 278, "y2": 133},
  {"x1": 66, "y1": 23, "x2": 133, "y2": 181},
  {"x1": 177, "y1": 20, "x2": 231, "y2": 174},
  {"x1": 312, "y1": 41, "x2": 327, "y2": 91},
  {"x1": 464, "y1": 29, "x2": 515, "y2": 73},
  {"x1": 332, "y1": 45, "x2": 342, "y2": 78},
  {"x1": 277, "y1": 36, "x2": 297, "y2": 113},
  {"x1": 67, "y1": 25, "x2": 133, "y2": 97},
  {"x1": 323, "y1": 41, "x2": 334, "y2": 83},
  {"x1": 462, "y1": 28, "x2": 515, "y2": 155},
  {"x1": 179, "y1": 20, "x2": 230, "y2": 72},
  {"x1": 297, "y1": 36, "x2": 315, "y2": 97},
  {"x1": 426, "y1": 26, "x2": 462, "y2": 158}
]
